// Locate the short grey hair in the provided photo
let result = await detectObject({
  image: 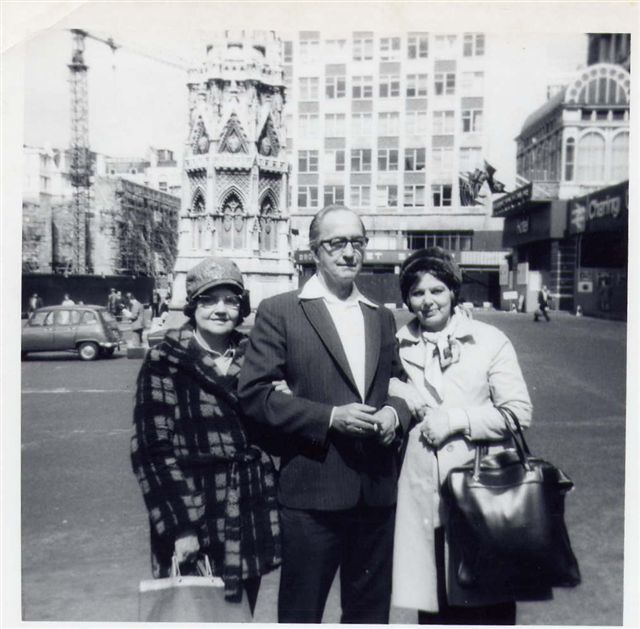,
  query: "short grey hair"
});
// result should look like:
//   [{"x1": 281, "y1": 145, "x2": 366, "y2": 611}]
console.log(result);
[{"x1": 308, "y1": 205, "x2": 366, "y2": 251}]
